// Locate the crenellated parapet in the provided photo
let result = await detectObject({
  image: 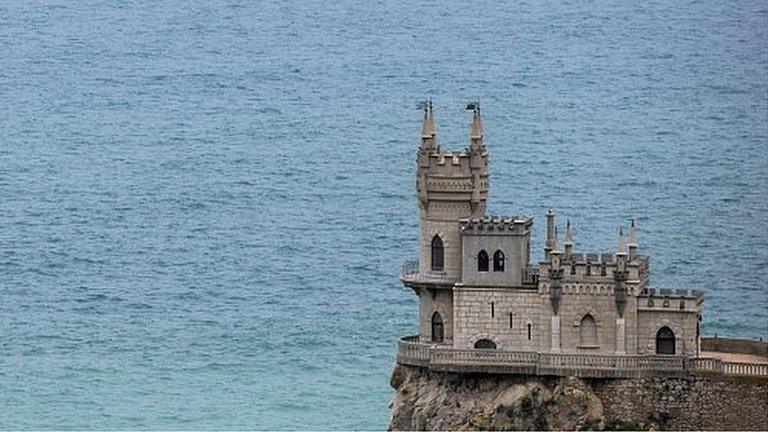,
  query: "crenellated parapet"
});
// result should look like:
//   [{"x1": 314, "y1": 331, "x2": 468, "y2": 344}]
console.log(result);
[
  {"x1": 638, "y1": 288, "x2": 704, "y2": 313},
  {"x1": 459, "y1": 216, "x2": 533, "y2": 234}
]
